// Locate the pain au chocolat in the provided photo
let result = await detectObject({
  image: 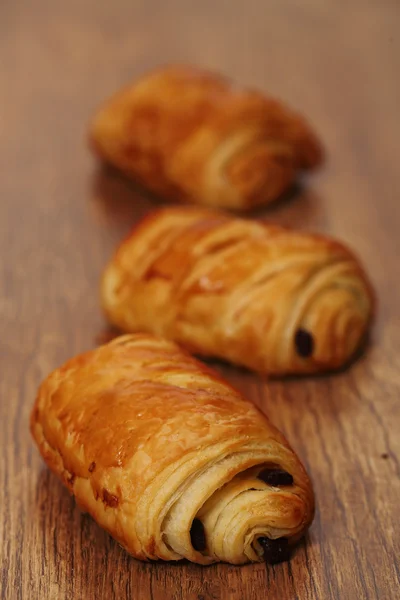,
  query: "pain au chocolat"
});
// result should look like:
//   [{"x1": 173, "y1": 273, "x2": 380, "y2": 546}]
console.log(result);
[
  {"x1": 30, "y1": 334, "x2": 314, "y2": 565},
  {"x1": 89, "y1": 64, "x2": 323, "y2": 210},
  {"x1": 101, "y1": 207, "x2": 375, "y2": 376}
]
